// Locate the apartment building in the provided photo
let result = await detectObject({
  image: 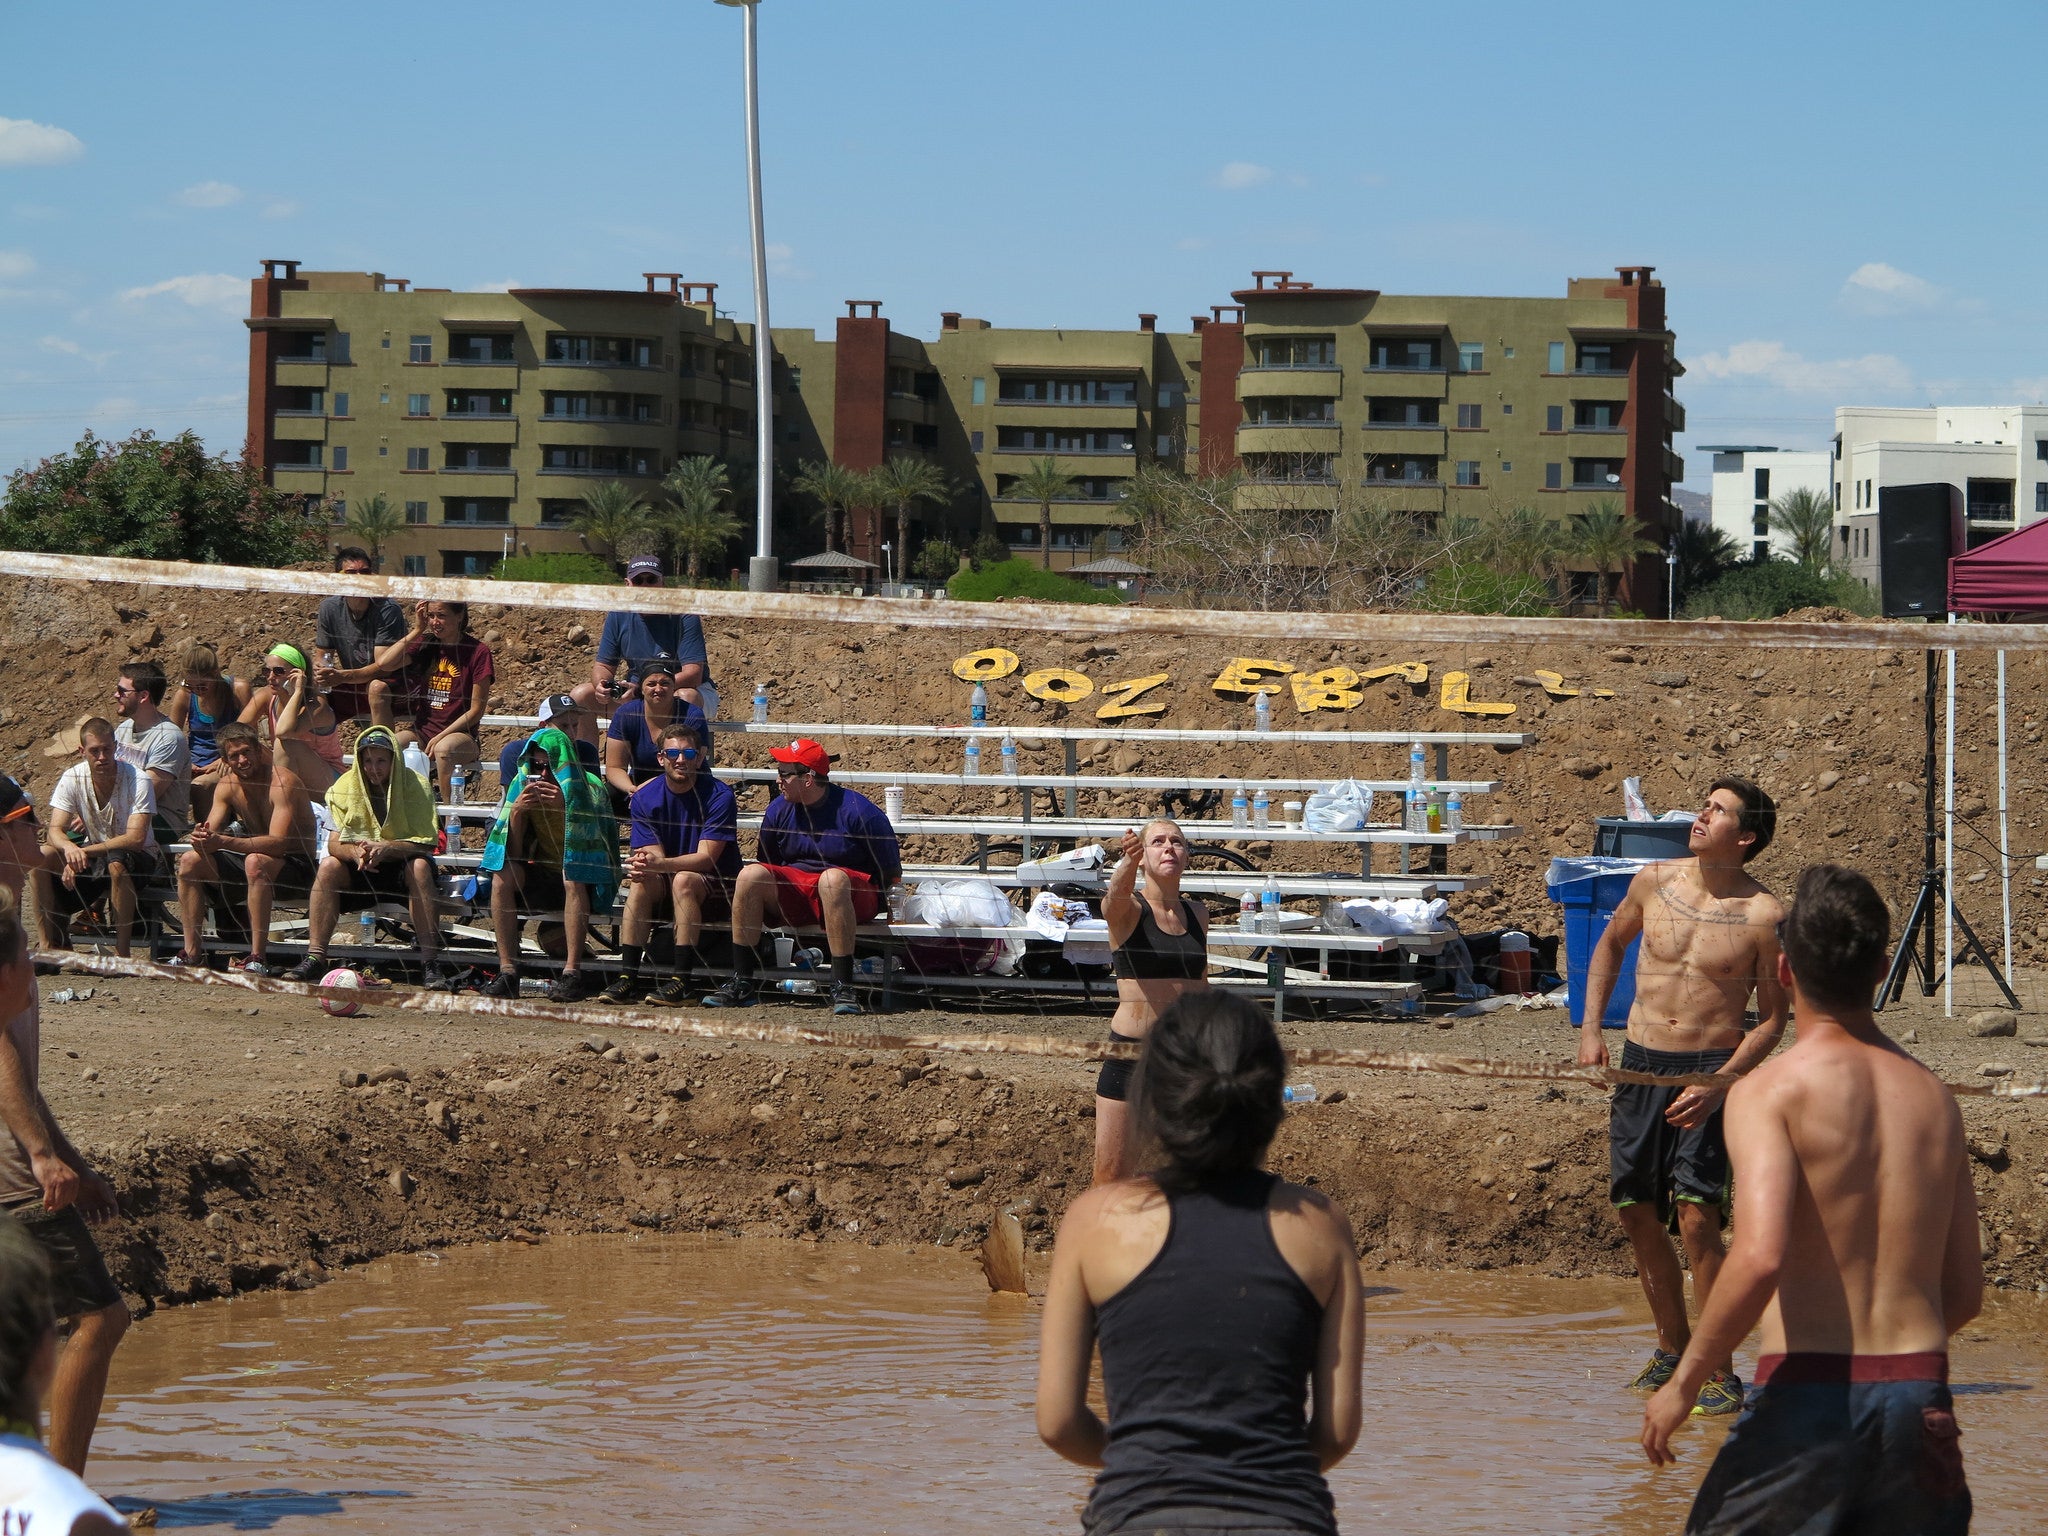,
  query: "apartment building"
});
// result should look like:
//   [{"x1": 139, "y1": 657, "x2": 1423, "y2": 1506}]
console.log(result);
[
  {"x1": 1699, "y1": 445, "x2": 1832, "y2": 561},
  {"x1": 245, "y1": 261, "x2": 1682, "y2": 602}
]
